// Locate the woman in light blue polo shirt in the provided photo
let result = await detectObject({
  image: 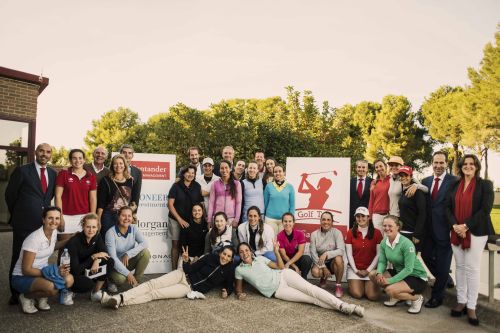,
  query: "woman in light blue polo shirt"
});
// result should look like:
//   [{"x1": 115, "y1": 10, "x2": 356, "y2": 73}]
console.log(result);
[{"x1": 234, "y1": 242, "x2": 364, "y2": 317}]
